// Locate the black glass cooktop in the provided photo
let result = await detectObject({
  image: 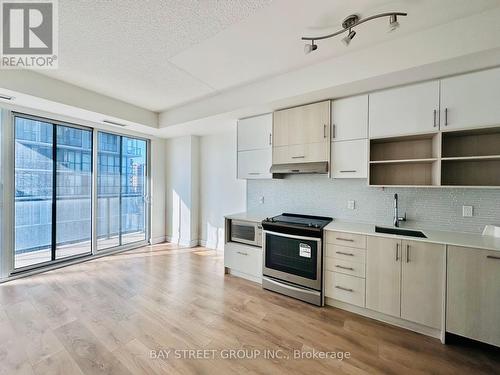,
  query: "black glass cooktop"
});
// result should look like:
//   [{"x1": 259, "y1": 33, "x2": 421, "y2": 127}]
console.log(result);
[{"x1": 262, "y1": 213, "x2": 333, "y2": 236}]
